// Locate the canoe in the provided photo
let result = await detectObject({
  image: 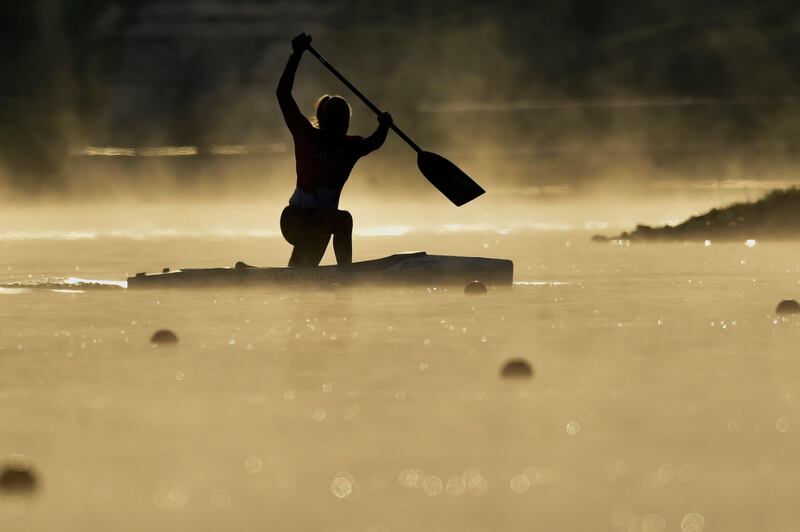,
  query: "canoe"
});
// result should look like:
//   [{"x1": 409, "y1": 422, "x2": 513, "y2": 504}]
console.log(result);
[{"x1": 127, "y1": 252, "x2": 513, "y2": 288}]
